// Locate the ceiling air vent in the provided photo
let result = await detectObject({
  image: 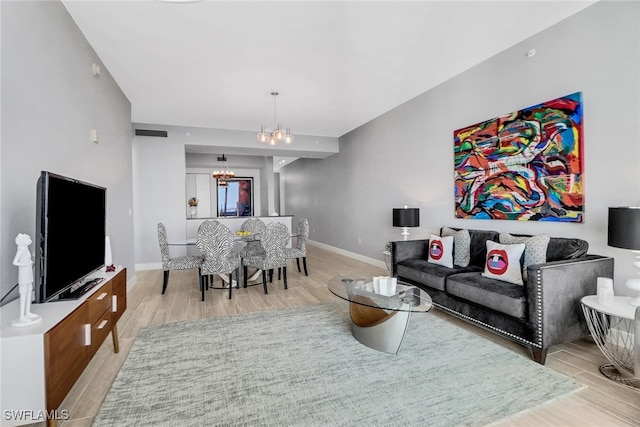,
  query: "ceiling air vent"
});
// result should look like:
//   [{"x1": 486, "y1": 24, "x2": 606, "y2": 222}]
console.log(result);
[{"x1": 135, "y1": 129, "x2": 168, "y2": 137}]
